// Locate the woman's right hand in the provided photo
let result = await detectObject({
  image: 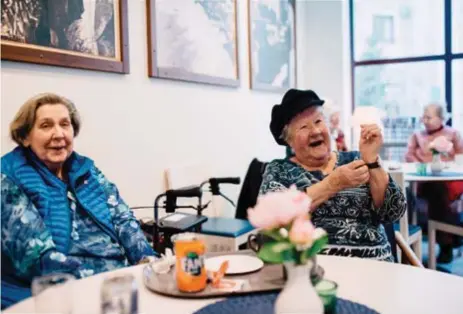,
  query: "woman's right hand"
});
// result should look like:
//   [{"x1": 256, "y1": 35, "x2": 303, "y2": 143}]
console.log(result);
[{"x1": 329, "y1": 160, "x2": 370, "y2": 191}]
